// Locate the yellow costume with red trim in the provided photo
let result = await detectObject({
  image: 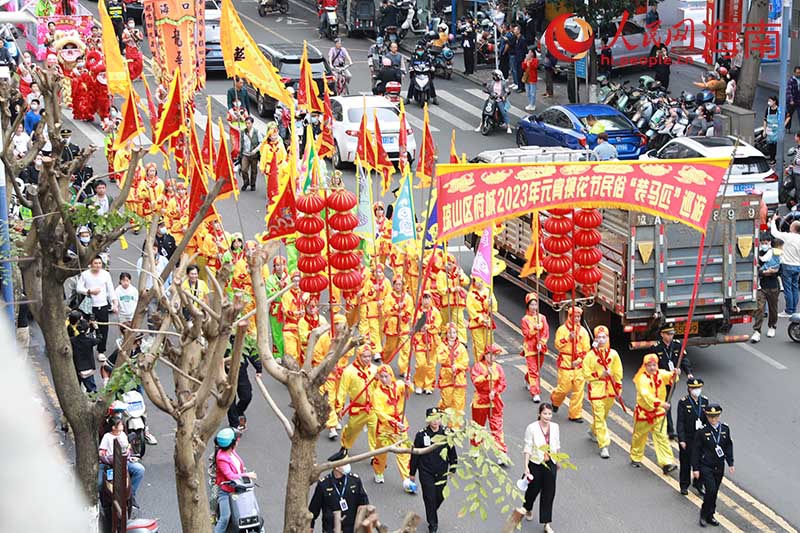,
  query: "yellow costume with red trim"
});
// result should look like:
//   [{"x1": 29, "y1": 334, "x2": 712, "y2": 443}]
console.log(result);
[
  {"x1": 280, "y1": 283, "x2": 306, "y2": 364},
  {"x1": 411, "y1": 296, "x2": 442, "y2": 391},
  {"x1": 374, "y1": 205, "x2": 393, "y2": 265},
  {"x1": 299, "y1": 299, "x2": 329, "y2": 358},
  {"x1": 372, "y1": 365, "x2": 411, "y2": 479},
  {"x1": 436, "y1": 257, "x2": 469, "y2": 343},
  {"x1": 258, "y1": 137, "x2": 287, "y2": 174},
  {"x1": 437, "y1": 331, "x2": 469, "y2": 414},
  {"x1": 164, "y1": 185, "x2": 189, "y2": 242},
  {"x1": 402, "y1": 247, "x2": 421, "y2": 299},
  {"x1": 466, "y1": 280, "x2": 496, "y2": 362},
  {"x1": 381, "y1": 285, "x2": 413, "y2": 367},
  {"x1": 630, "y1": 353, "x2": 677, "y2": 467},
  {"x1": 419, "y1": 250, "x2": 445, "y2": 305},
  {"x1": 469, "y1": 345, "x2": 507, "y2": 453},
  {"x1": 583, "y1": 326, "x2": 622, "y2": 450},
  {"x1": 550, "y1": 307, "x2": 591, "y2": 420},
  {"x1": 337, "y1": 350, "x2": 378, "y2": 452},
  {"x1": 359, "y1": 269, "x2": 391, "y2": 353},
  {"x1": 136, "y1": 164, "x2": 165, "y2": 220},
  {"x1": 313, "y1": 316, "x2": 351, "y2": 430}
]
